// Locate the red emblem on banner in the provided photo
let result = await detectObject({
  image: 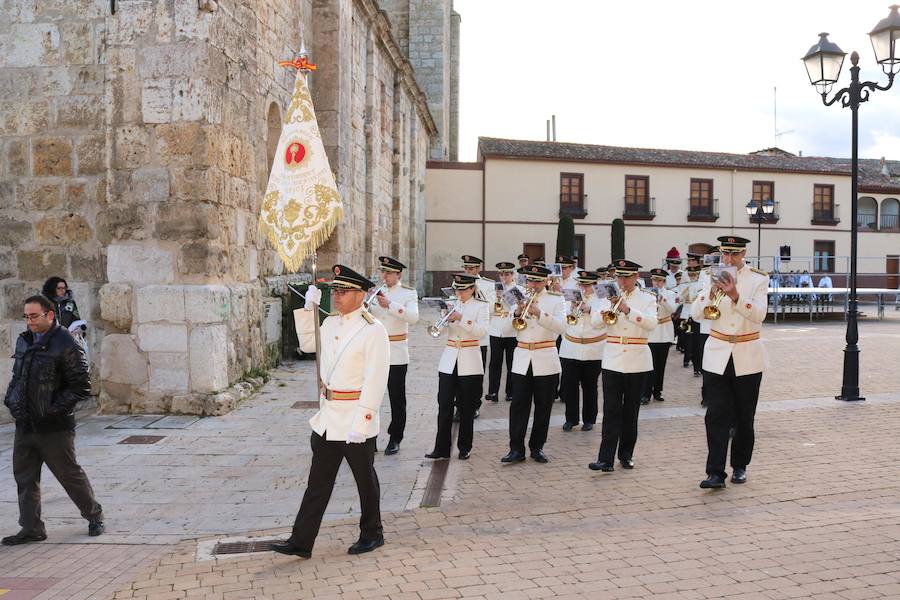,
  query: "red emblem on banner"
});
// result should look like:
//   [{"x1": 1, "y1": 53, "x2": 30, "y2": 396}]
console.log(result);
[{"x1": 285, "y1": 141, "x2": 307, "y2": 167}]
